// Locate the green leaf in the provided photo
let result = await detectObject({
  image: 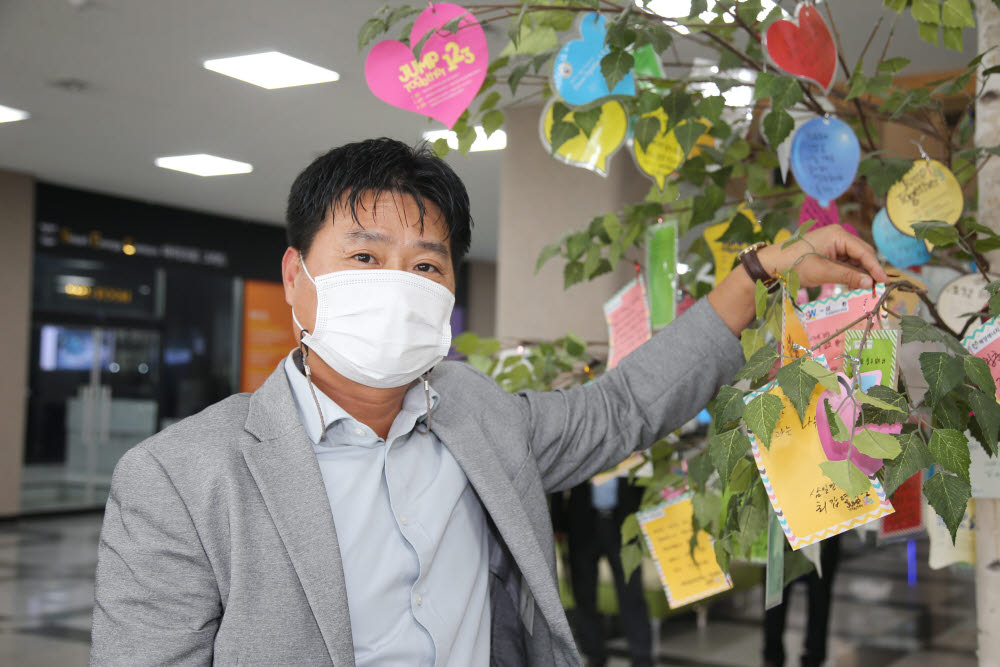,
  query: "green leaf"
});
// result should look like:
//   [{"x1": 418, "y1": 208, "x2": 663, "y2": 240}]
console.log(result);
[
  {"x1": 912, "y1": 220, "x2": 960, "y2": 247},
  {"x1": 858, "y1": 157, "x2": 914, "y2": 200},
  {"x1": 877, "y1": 57, "x2": 911, "y2": 74},
  {"x1": 768, "y1": 76, "x2": 804, "y2": 110},
  {"x1": 713, "y1": 385, "x2": 746, "y2": 426},
  {"x1": 358, "y1": 17, "x2": 387, "y2": 51},
  {"x1": 755, "y1": 280, "x2": 769, "y2": 320},
  {"x1": 509, "y1": 63, "x2": 530, "y2": 95},
  {"x1": 707, "y1": 428, "x2": 752, "y2": 489},
  {"x1": 479, "y1": 91, "x2": 502, "y2": 113},
  {"x1": 824, "y1": 399, "x2": 852, "y2": 441},
  {"x1": 692, "y1": 491, "x2": 722, "y2": 532},
  {"x1": 744, "y1": 392, "x2": 783, "y2": 449},
  {"x1": 690, "y1": 184, "x2": 725, "y2": 226},
  {"x1": 600, "y1": 49, "x2": 634, "y2": 92},
  {"x1": 846, "y1": 72, "x2": 869, "y2": 100},
  {"x1": 621, "y1": 513, "x2": 641, "y2": 544},
  {"x1": 919, "y1": 352, "x2": 967, "y2": 404},
  {"x1": 572, "y1": 106, "x2": 603, "y2": 138},
  {"x1": 482, "y1": 110, "x2": 505, "y2": 138},
  {"x1": 431, "y1": 137, "x2": 451, "y2": 158},
  {"x1": 602, "y1": 214, "x2": 622, "y2": 243},
  {"x1": 801, "y1": 359, "x2": 841, "y2": 393},
  {"x1": 883, "y1": 432, "x2": 935, "y2": 496},
  {"x1": 854, "y1": 389, "x2": 907, "y2": 415},
  {"x1": 942, "y1": 26, "x2": 964, "y2": 51},
  {"x1": 929, "y1": 429, "x2": 971, "y2": 482},
  {"x1": 923, "y1": 472, "x2": 972, "y2": 543},
  {"x1": 637, "y1": 91, "x2": 662, "y2": 114},
  {"x1": 736, "y1": 341, "x2": 778, "y2": 381},
  {"x1": 695, "y1": 95, "x2": 725, "y2": 123},
  {"x1": 900, "y1": 315, "x2": 967, "y2": 355},
  {"x1": 941, "y1": 0, "x2": 975, "y2": 27},
  {"x1": 674, "y1": 120, "x2": 707, "y2": 158},
  {"x1": 912, "y1": 0, "x2": 941, "y2": 23},
  {"x1": 582, "y1": 245, "x2": 601, "y2": 279},
  {"x1": 753, "y1": 71, "x2": 778, "y2": 101},
  {"x1": 739, "y1": 328, "x2": 769, "y2": 364},
  {"x1": 688, "y1": 451, "x2": 715, "y2": 490},
  {"x1": 852, "y1": 428, "x2": 903, "y2": 459},
  {"x1": 736, "y1": 484, "x2": 770, "y2": 553},
  {"x1": 661, "y1": 91, "x2": 694, "y2": 131},
  {"x1": 884, "y1": 0, "x2": 908, "y2": 11},
  {"x1": 918, "y1": 21, "x2": 940, "y2": 45},
  {"x1": 964, "y1": 356, "x2": 996, "y2": 396},
  {"x1": 563, "y1": 260, "x2": 584, "y2": 288},
  {"x1": 548, "y1": 120, "x2": 580, "y2": 153},
  {"x1": 763, "y1": 110, "x2": 794, "y2": 148},
  {"x1": 859, "y1": 385, "x2": 910, "y2": 426},
  {"x1": 968, "y1": 388, "x2": 1000, "y2": 455},
  {"x1": 819, "y1": 459, "x2": 872, "y2": 498},
  {"x1": 729, "y1": 458, "x2": 757, "y2": 495},
  {"x1": 535, "y1": 241, "x2": 562, "y2": 273},
  {"x1": 621, "y1": 540, "x2": 643, "y2": 581},
  {"x1": 775, "y1": 358, "x2": 820, "y2": 425},
  {"x1": 633, "y1": 115, "x2": 662, "y2": 152}
]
